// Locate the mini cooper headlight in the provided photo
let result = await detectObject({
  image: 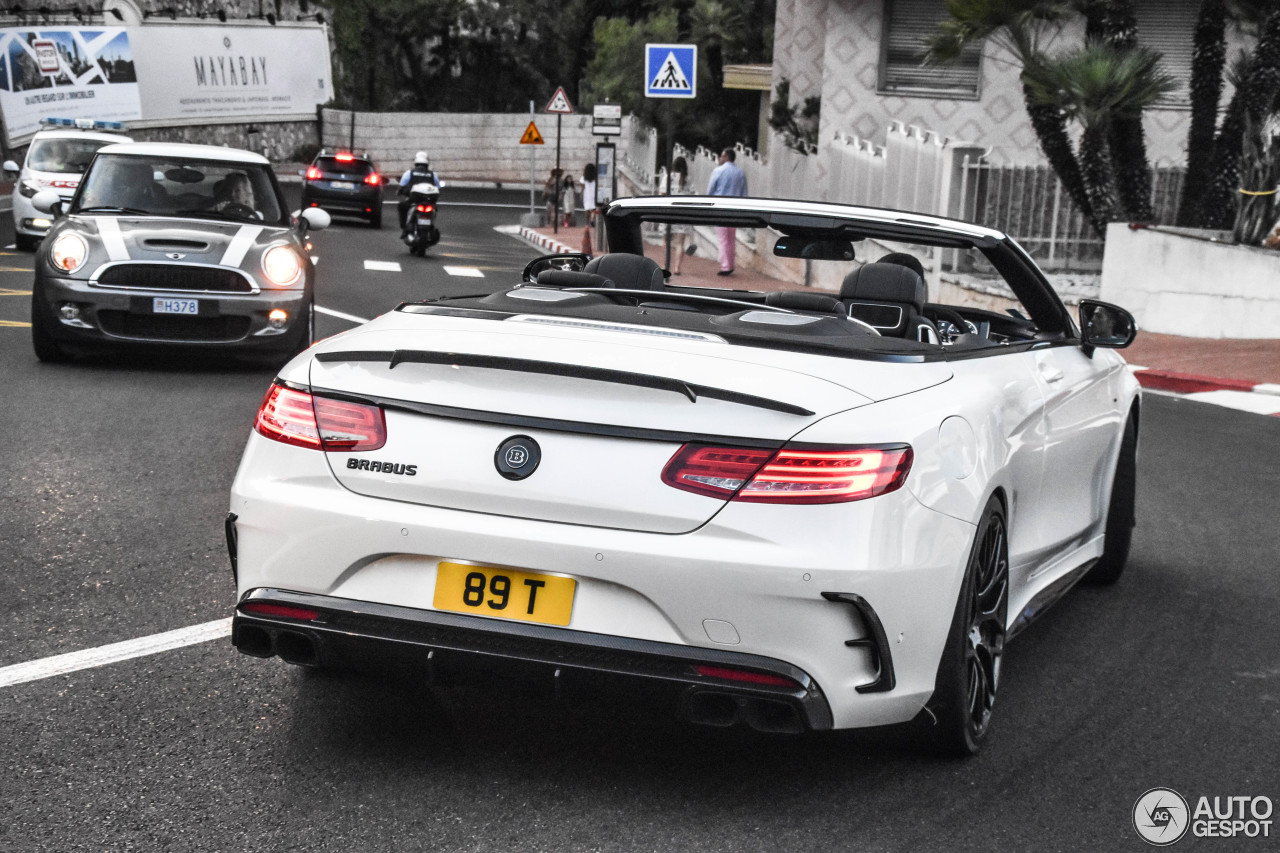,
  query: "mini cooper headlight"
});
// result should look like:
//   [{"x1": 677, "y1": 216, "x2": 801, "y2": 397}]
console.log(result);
[
  {"x1": 49, "y1": 232, "x2": 89, "y2": 273},
  {"x1": 261, "y1": 244, "x2": 303, "y2": 287}
]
